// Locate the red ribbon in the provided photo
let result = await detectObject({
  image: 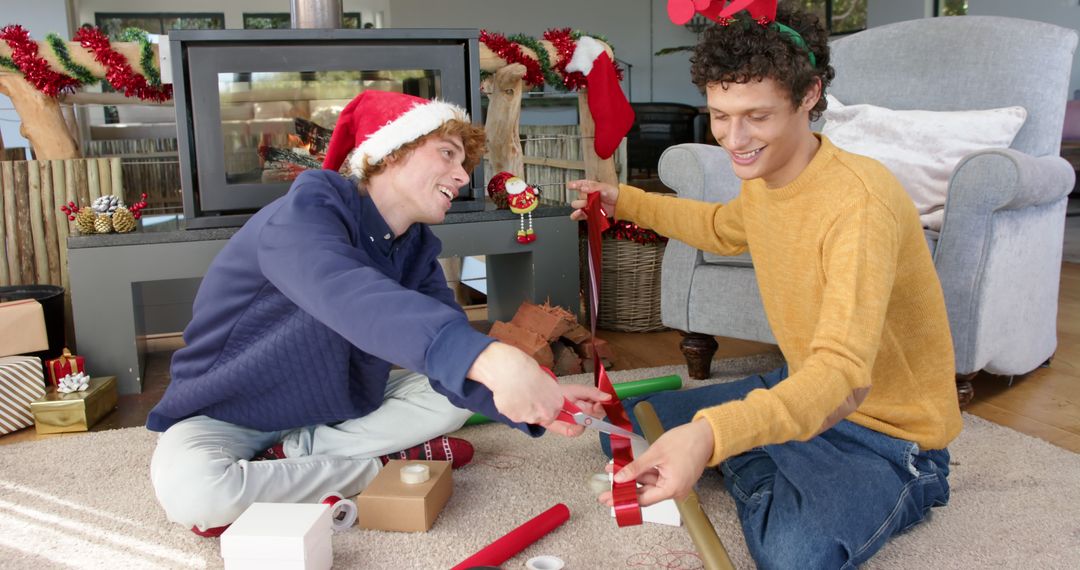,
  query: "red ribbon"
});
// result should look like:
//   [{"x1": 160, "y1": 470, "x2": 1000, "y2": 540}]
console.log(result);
[{"x1": 584, "y1": 192, "x2": 643, "y2": 527}]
